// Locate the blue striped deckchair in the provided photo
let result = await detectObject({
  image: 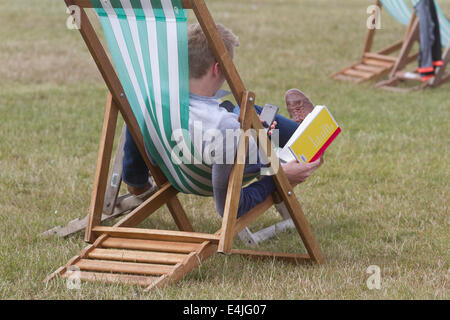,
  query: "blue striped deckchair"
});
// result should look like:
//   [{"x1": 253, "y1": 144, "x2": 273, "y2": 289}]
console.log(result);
[{"x1": 47, "y1": 0, "x2": 325, "y2": 289}]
